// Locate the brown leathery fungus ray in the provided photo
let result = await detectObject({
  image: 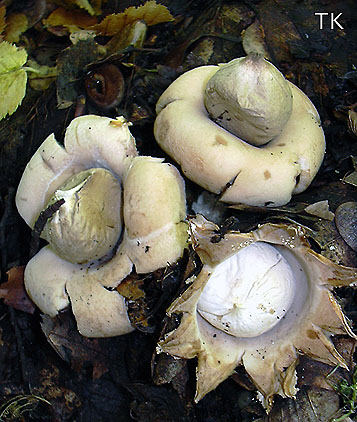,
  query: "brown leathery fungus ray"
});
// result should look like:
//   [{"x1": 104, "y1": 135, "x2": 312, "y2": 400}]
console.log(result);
[
  {"x1": 16, "y1": 115, "x2": 188, "y2": 337},
  {"x1": 154, "y1": 54, "x2": 325, "y2": 207},
  {"x1": 157, "y1": 215, "x2": 357, "y2": 412}
]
